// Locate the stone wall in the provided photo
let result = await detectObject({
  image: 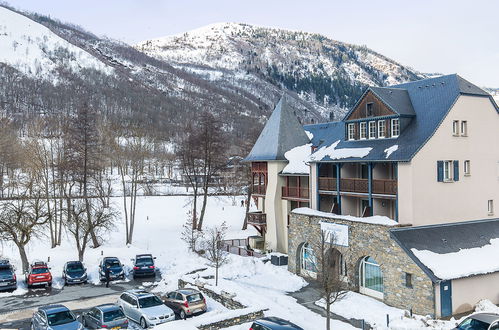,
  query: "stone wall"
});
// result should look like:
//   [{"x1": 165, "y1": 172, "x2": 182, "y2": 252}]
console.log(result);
[
  {"x1": 197, "y1": 310, "x2": 265, "y2": 330},
  {"x1": 178, "y1": 278, "x2": 245, "y2": 310},
  {"x1": 288, "y1": 212, "x2": 436, "y2": 317}
]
